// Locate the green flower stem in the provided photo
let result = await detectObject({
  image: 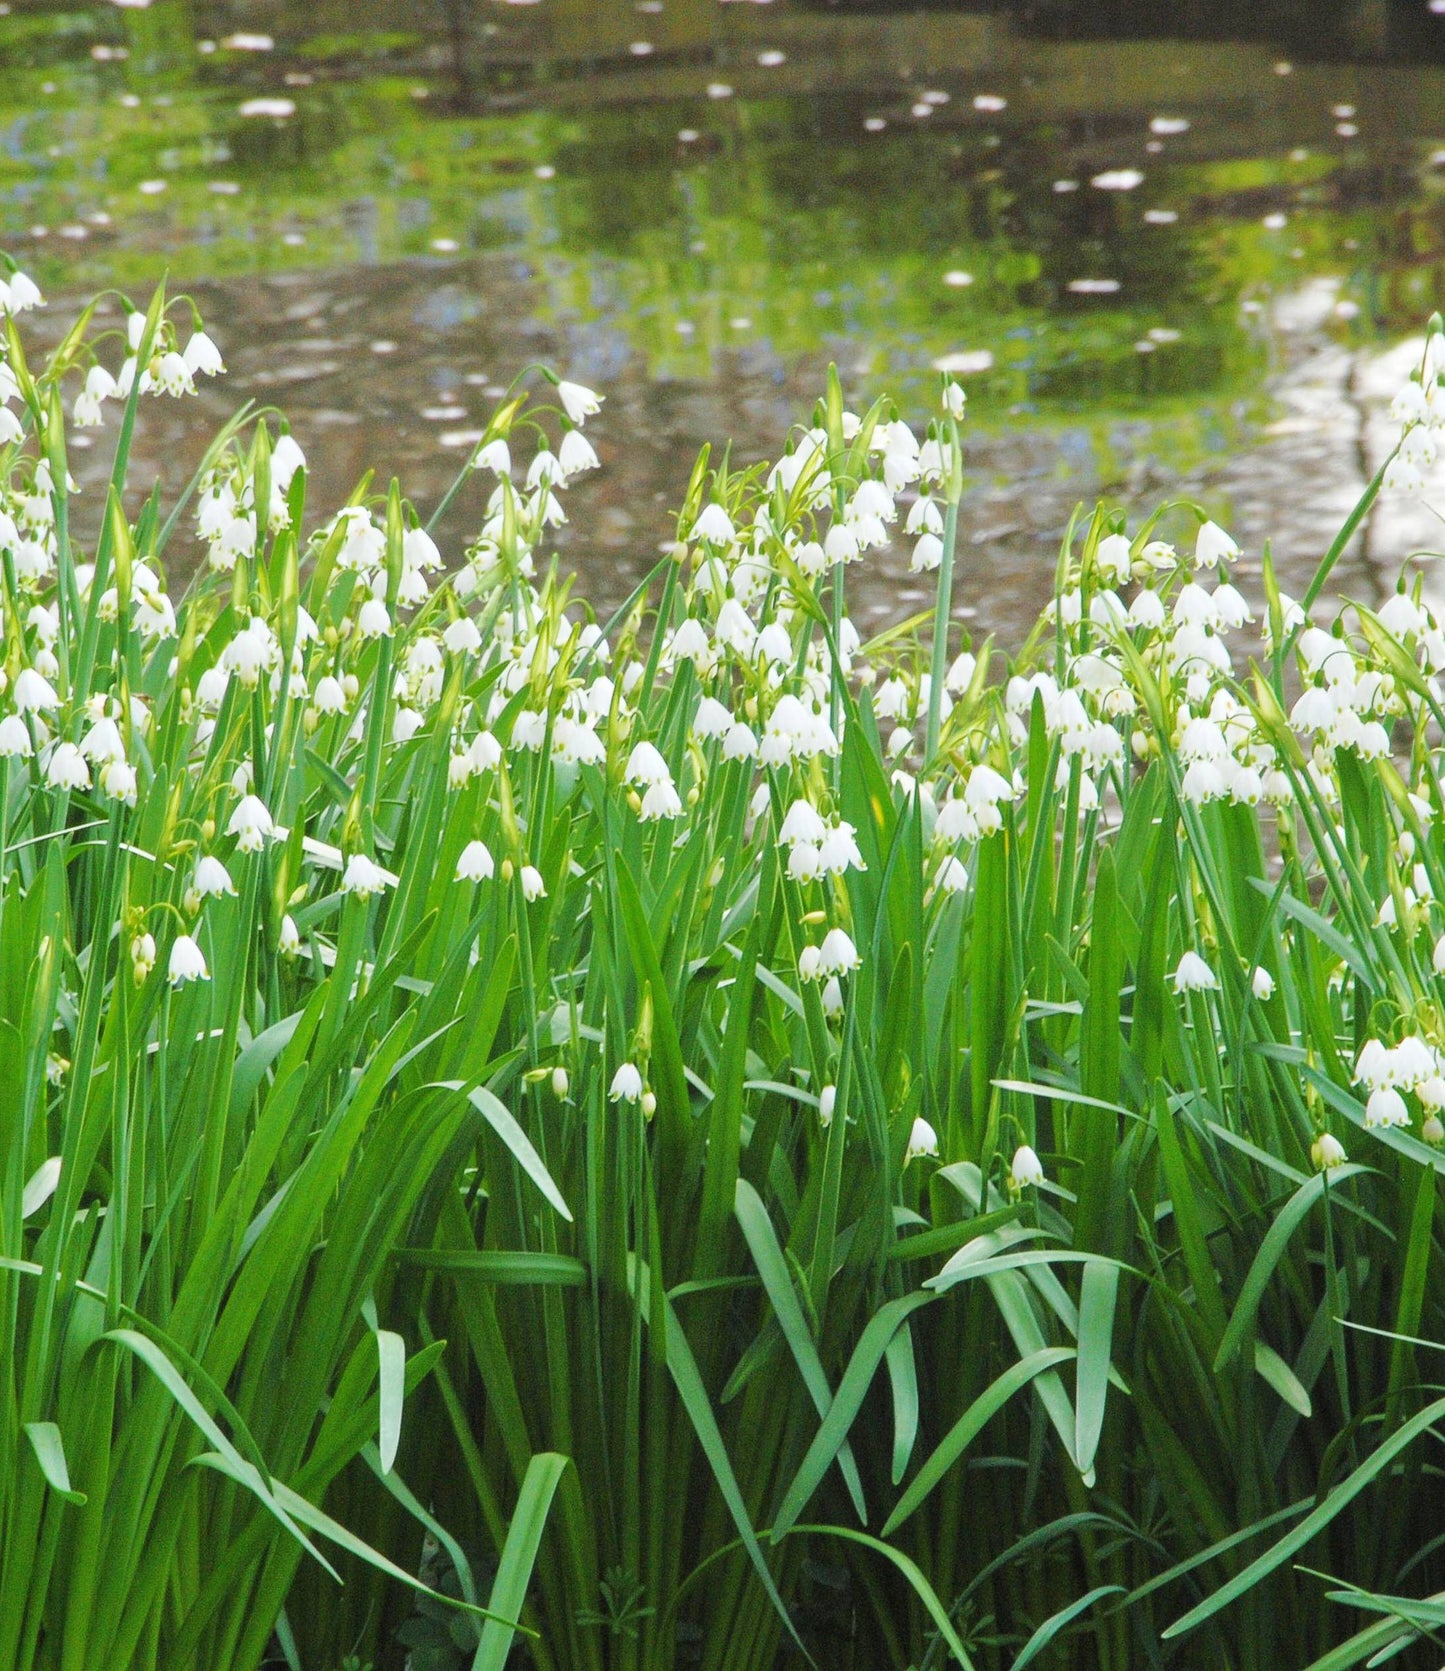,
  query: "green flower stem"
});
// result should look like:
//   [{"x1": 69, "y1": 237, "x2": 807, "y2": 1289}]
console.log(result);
[{"x1": 924, "y1": 497, "x2": 960, "y2": 765}]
